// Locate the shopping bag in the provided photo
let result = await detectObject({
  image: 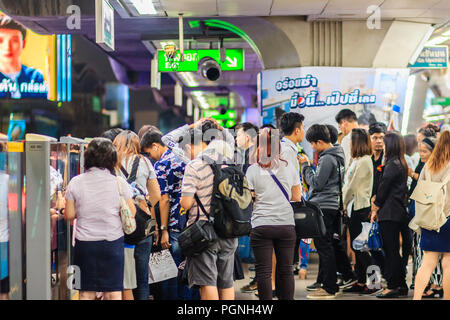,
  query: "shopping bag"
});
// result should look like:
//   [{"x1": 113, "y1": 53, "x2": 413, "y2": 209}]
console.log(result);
[
  {"x1": 352, "y1": 222, "x2": 371, "y2": 252},
  {"x1": 368, "y1": 221, "x2": 383, "y2": 251},
  {"x1": 238, "y1": 236, "x2": 255, "y2": 264},
  {"x1": 148, "y1": 249, "x2": 178, "y2": 284}
]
